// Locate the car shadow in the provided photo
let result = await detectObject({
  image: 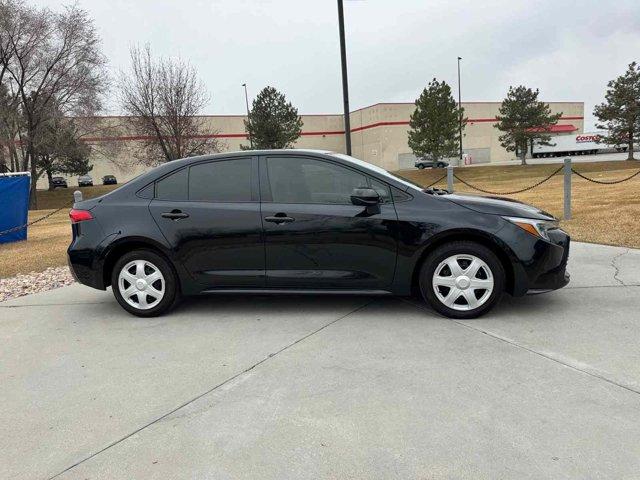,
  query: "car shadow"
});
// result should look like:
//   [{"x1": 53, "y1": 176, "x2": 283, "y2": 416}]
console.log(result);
[{"x1": 87, "y1": 289, "x2": 567, "y2": 322}]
